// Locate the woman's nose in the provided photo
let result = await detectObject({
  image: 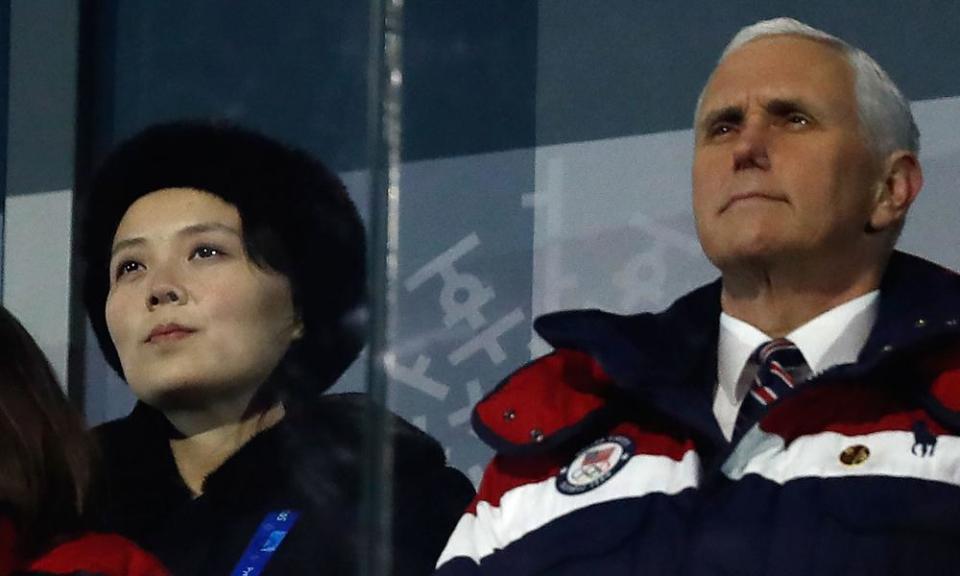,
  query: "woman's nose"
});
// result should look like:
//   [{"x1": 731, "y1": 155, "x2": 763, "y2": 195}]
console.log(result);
[{"x1": 146, "y1": 275, "x2": 187, "y2": 309}]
